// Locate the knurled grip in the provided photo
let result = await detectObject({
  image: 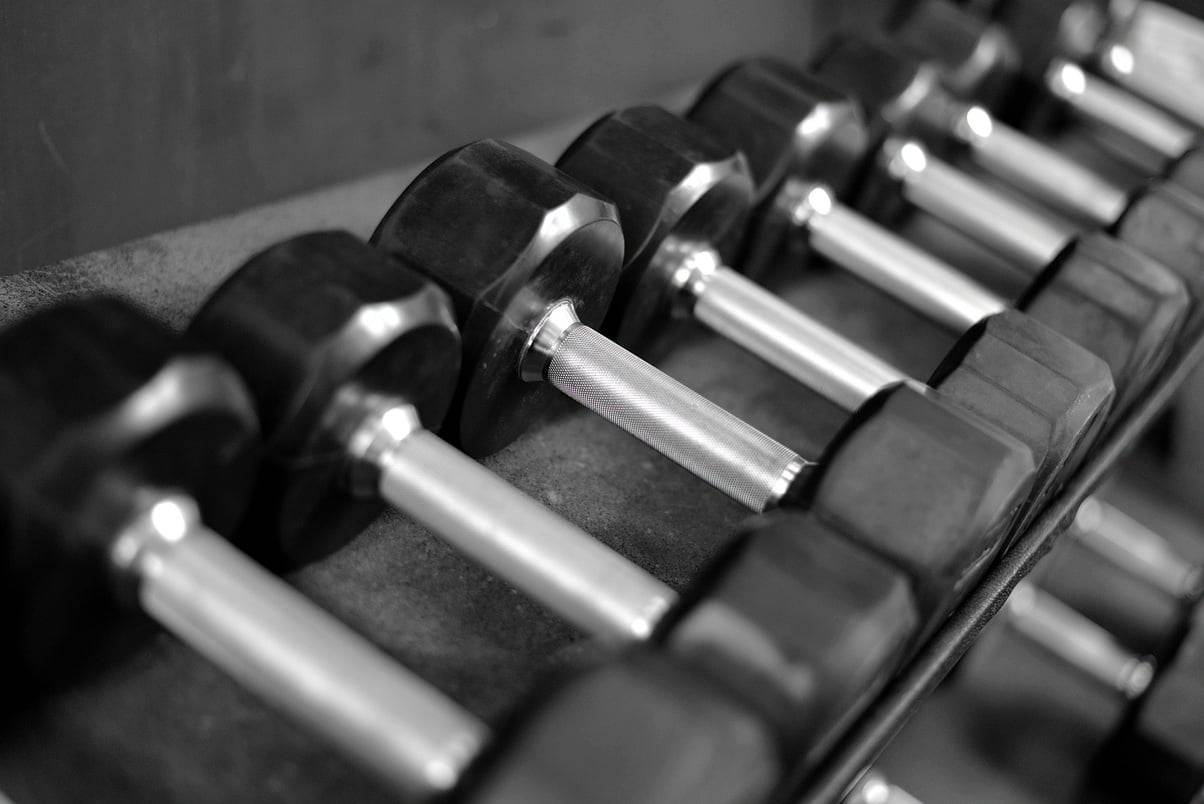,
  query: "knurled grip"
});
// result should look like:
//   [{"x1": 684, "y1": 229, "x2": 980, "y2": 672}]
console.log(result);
[{"x1": 545, "y1": 323, "x2": 806, "y2": 512}]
